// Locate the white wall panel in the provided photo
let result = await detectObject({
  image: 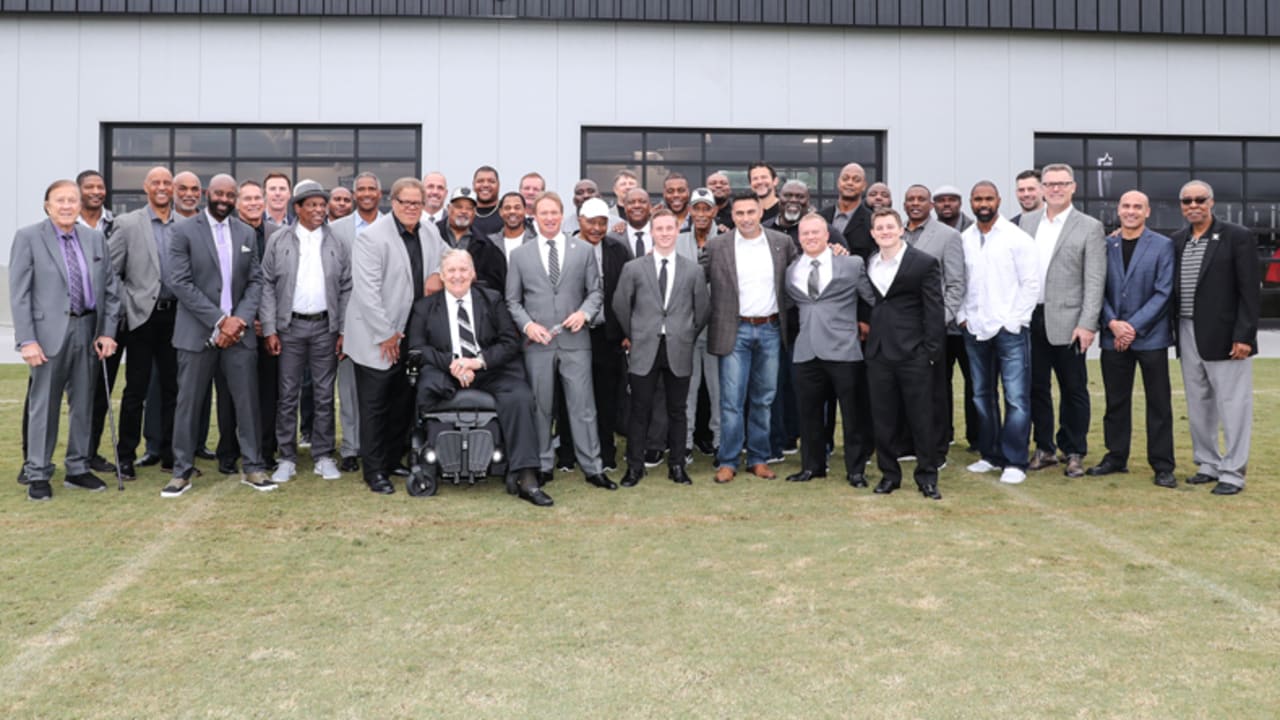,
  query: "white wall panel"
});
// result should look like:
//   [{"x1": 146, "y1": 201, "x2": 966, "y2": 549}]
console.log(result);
[
  {"x1": 0, "y1": 19, "x2": 21, "y2": 259},
  {"x1": 614, "y1": 24, "x2": 675, "y2": 123},
  {"x1": 496, "y1": 19, "x2": 562, "y2": 185},
  {"x1": 952, "y1": 33, "x2": 1012, "y2": 198},
  {"x1": 782, "y1": 28, "x2": 844, "y2": 129},
  {"x1": 1163, "y1": 41, "x2": 1221, "y2": 134},
  {"x1": 433, "y1": 20, "x2": 498, "y2": 188},
  {"x1": 1061, "y1": 37, "x2": 1117, "y2": 132},
  {"x1": 1217, "y1": 43, "x2": 1271, "y2": 135},
  {"x1": 16, "y1": 21, "x2": 81, "y2": 211},
  {"x1": 137, "y1": 19, "x2": 202, "y2": 120},
  {"x1": 257, "y1": 19, "x2": 321, "y2": 122},
  {"x1": 555, "y1": 22, "x2": 620, "y2": 188},
  {"x1": 198, "y1": 19, "x2": 261, "y2": 122},
  {"x1": 1112, "y1": 39, "x2": 1170, "y2": 134},
  {"x1": 892, "y1": 31, "x2": 954, "y2": 195},
  {"x1": 78, "y1": 18, "x2": 142, "y2": 166},
  {"x1": 729, "y1": 28, "x2": 787, "y2": 128},
  {"x1": 670, "y1": 25, "x2": 732, "y2": 128}
]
